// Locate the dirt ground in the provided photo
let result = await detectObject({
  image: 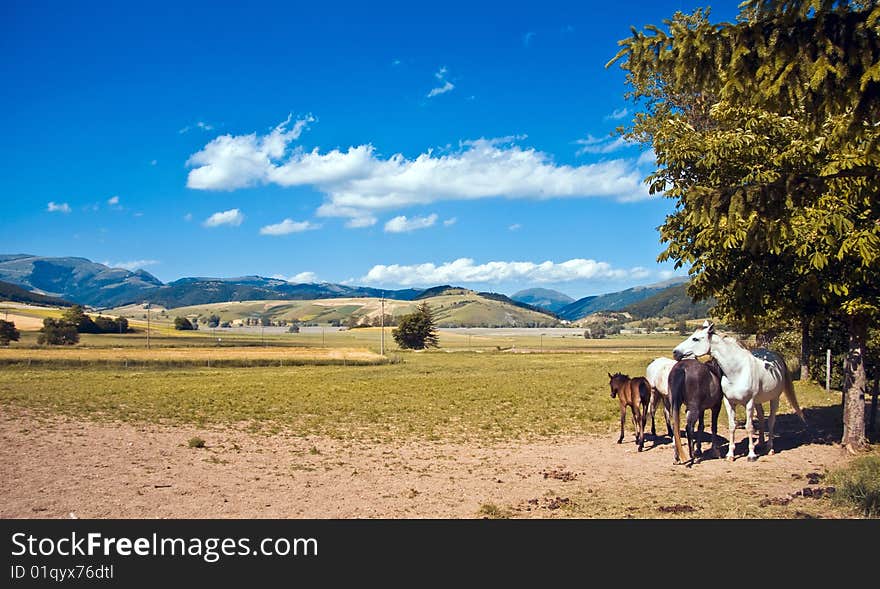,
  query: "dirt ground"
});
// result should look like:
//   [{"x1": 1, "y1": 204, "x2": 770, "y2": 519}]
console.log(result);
[{"x1": 0, "y1": 407, "x2": 856, "y2": 519}]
